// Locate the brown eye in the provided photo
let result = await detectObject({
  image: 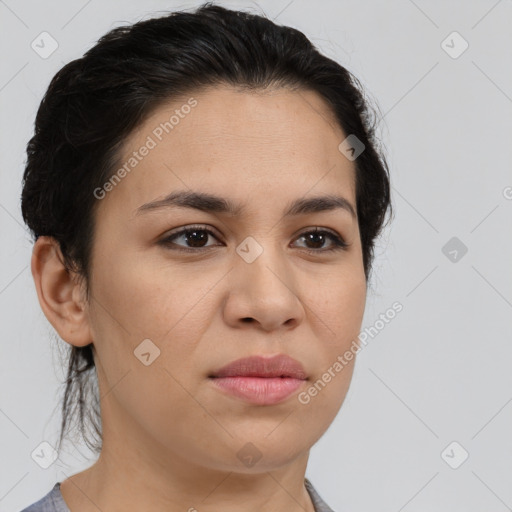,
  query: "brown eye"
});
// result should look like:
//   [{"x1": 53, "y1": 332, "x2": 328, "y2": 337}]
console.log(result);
[
  {"x1": 160, "y1": 225, "x2": 221, "y2": 252},
  {"x1": 293, "y1": 228, "x2": 348, "y2": 254}
]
